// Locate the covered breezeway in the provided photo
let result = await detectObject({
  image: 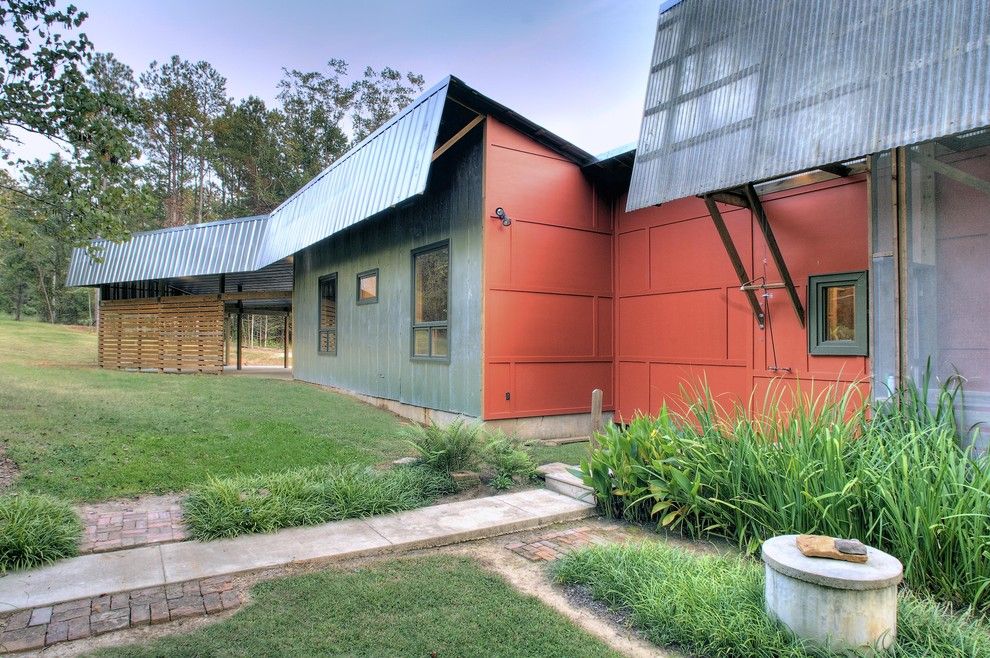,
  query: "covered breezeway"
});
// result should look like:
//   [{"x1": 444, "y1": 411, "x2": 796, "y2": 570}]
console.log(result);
[
  {"x1": 67, "y1": 214, "x2": 294, "y2": 375},
  {"x1": 97, "y1": 289, "x2": 292, "y2": 374}
]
